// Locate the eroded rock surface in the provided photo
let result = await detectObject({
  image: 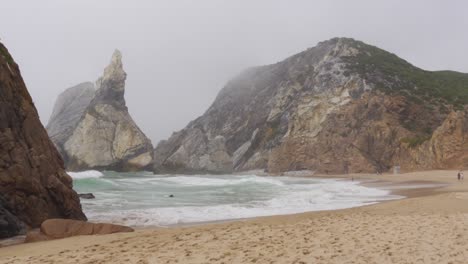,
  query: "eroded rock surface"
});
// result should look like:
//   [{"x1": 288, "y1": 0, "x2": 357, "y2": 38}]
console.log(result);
[
  {"x1": 0, "y1": 42, "x2": 86, "y2": 238},
  {"x1": 401, "y1": 110, "x2": 468, "y2": 170},
  {"x1": 0, "y1": 196, "x2": 25, "y2": 239},
  {"x1": 154, "y1": 38, "x2": 468, "y2": 174},
  {"x1": 46, "y1": 82, "x2": 95, "y2": 158},
  {"x1": 48, "y1": 50, "x2": 153, "y2": 171}
]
